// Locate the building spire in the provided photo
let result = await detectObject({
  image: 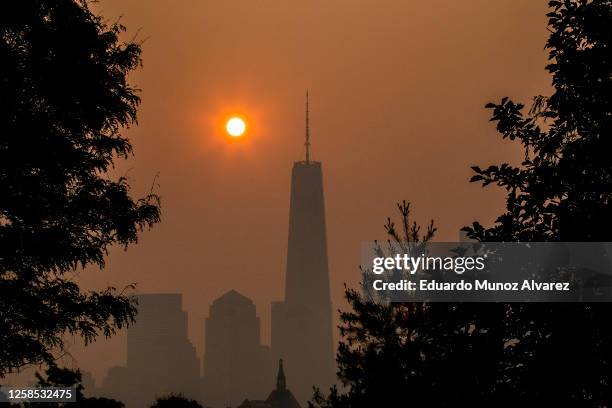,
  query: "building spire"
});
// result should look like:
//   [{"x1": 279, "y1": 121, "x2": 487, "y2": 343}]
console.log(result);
[
  {"x1": 277, "y1": 358, "x2": 286, "y2": 390},
  {"x1": 305, "y1": 90, "x2": 310, "y2": 163}
]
